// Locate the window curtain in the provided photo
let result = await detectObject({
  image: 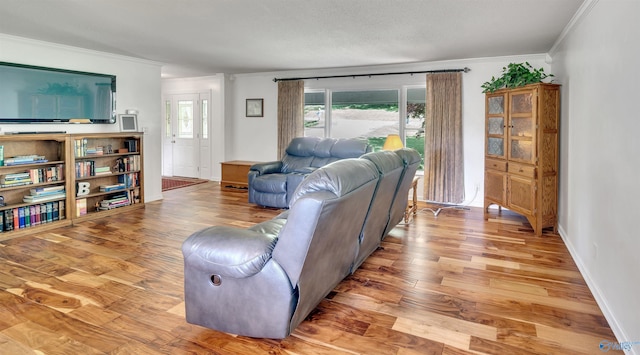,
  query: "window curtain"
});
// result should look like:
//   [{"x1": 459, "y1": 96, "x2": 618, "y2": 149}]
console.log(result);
[
  {"x1": 277, "y1": 80, "x2": 305, "y2": 159},
  {"x1": 424, "y1": 72, "x2": 464, "y2": 203}
]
